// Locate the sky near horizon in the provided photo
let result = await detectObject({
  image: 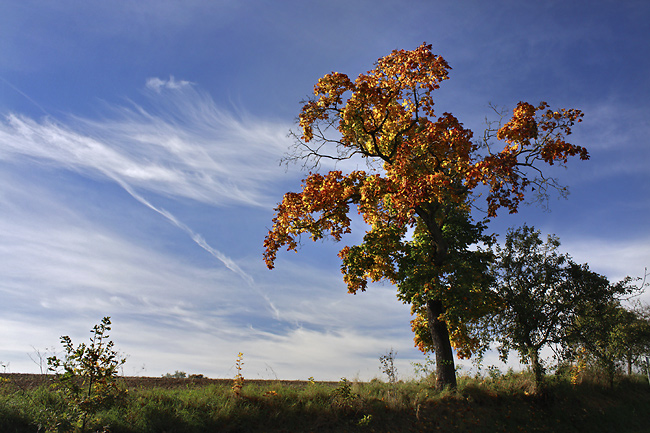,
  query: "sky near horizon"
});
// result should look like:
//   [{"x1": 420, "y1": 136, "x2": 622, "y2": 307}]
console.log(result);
[{"x1": 0, "y1": 0, "x2": 648, "y2": 380}]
